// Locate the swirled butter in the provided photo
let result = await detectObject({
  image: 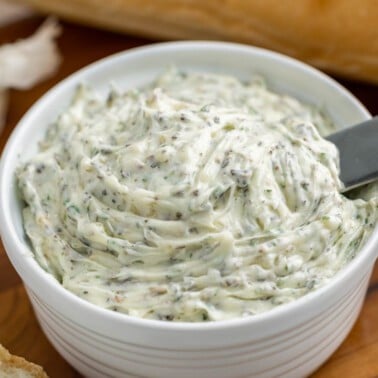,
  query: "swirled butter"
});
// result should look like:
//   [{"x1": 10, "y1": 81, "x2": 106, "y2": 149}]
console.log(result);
[{"x1": 17, "y1": 69, "x2": 377, "y2": 321}]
